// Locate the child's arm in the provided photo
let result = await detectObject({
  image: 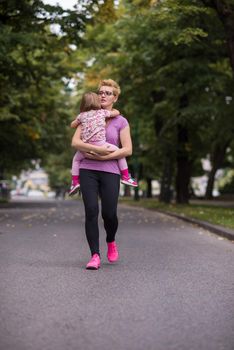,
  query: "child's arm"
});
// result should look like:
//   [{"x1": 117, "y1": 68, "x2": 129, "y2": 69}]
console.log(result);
[
  {"x1": 86, "y1": 125, "x2": 132, "y2": 160},
  {"x1": 70, "y1": 117, "x2": 80, "y2": 128},
  {"x1": 110, "y1": 109, "x2": 120, "y2": 117},
  {"x1": 72, "y1": 125, "x2": 114, "y2": 155},
  {"x1": 103, "y1": 109, "x2": 120, "y2": 119}
]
